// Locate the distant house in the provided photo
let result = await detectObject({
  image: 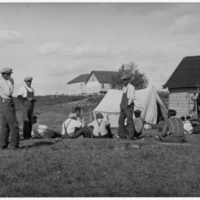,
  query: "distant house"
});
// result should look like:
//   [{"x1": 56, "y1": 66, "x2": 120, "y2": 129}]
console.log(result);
[
  {"x1": 67, "y1": 74, "x2": 89, "y2": 95},
  {"x1": 86, "y1": 71, "x2": 118, "y2": 94},
  {"x1": 163, "y1": 55, "x2": 200, "y2": 117}
]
